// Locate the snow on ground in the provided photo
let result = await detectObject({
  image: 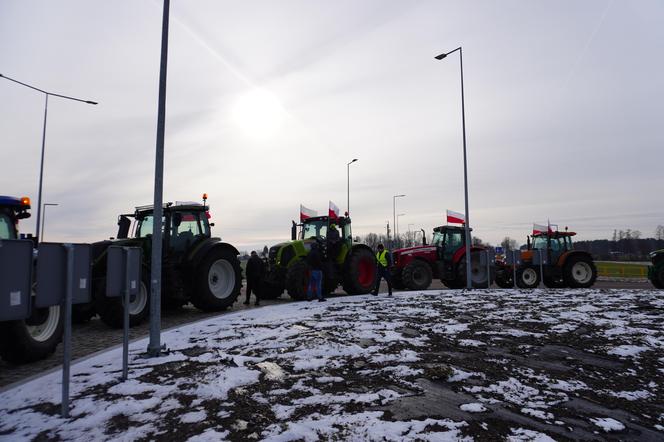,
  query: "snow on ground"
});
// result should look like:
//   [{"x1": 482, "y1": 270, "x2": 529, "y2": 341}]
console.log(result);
[{"x1": 1, "y1": 289, "x2": 663, "y2": 441}]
